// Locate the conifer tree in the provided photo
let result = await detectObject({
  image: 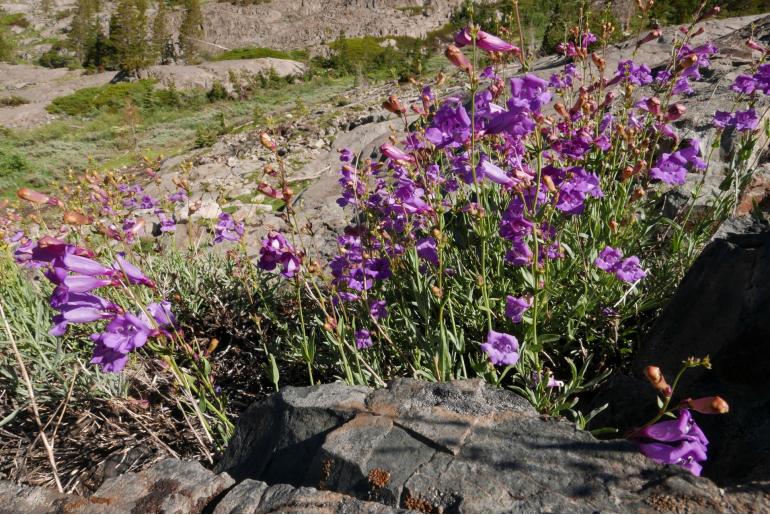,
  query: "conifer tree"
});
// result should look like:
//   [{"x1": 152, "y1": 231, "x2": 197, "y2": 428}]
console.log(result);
[
  {"x1": 152, "y1": 0, "x2": 174, "y2": 64},
  {"x1": 179, "y1": 0, "x2": 203, "y2": 61},
  {"x1": 68, "y1": 0, "x2": 101, "y2": 64},
  {"x1": 110, "y1": 0, "x2": 153, "y2": 75}
]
